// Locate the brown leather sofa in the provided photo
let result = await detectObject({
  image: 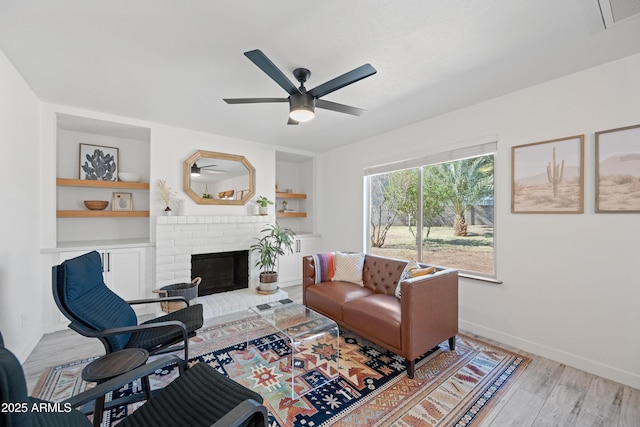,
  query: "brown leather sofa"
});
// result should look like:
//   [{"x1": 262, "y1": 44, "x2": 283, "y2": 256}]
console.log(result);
[{"x1": 302, "y1": 254, "x2": 458, "y2": 378}]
